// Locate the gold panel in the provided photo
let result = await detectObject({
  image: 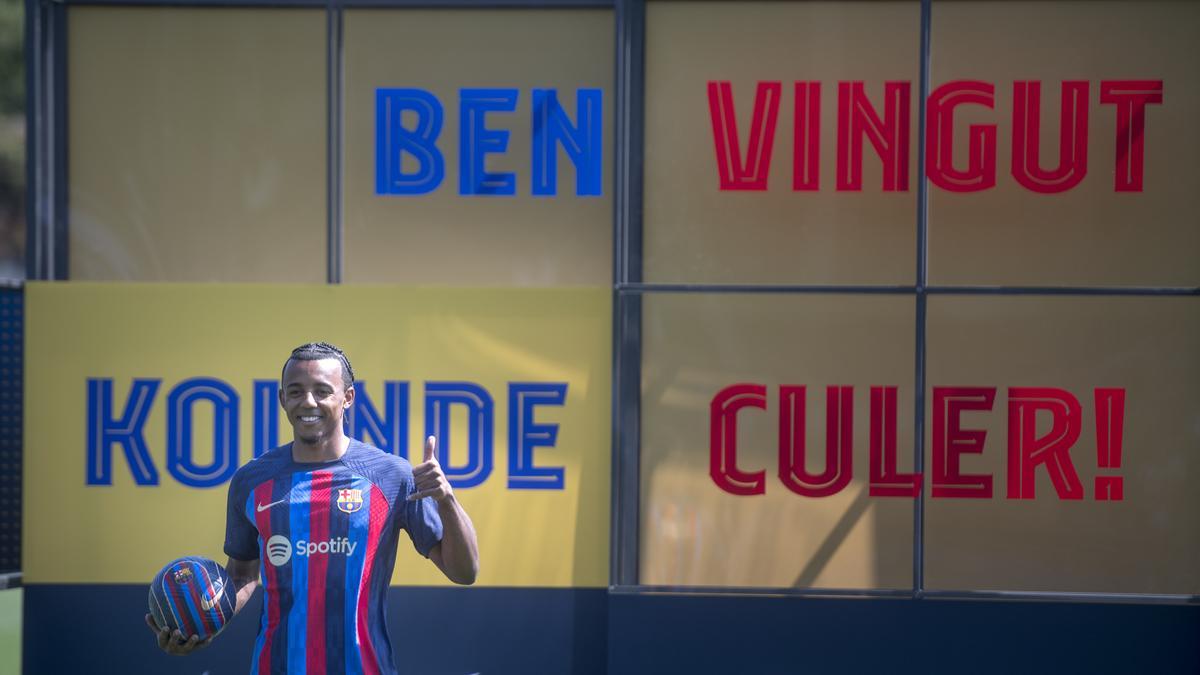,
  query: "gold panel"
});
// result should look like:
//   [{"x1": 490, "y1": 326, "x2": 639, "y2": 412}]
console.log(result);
[
  {"x1": 925, "y1": 295, "x2": 1200, "y2": 594},
  {"x1": 640, "y1": 293, "x2": 915, "y2": 589},
  {"x1": 69, "y1": 8, "x2": 327, "y2": 282},
  {"x1": 929, "y1": 1, "x2": 1200, "y2": 286},
  {"x1": 644, "y1": 1, "x2": 920, "y2": 285},
  {"x1": 343, "y1": 10, "x2": 613, "y2": 285}
]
